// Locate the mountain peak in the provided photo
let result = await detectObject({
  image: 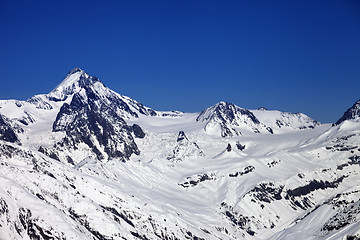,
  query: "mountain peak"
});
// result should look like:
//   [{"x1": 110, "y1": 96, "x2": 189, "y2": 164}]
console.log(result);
[
  {"x1": 48, "y1": 67, "x2": 100, "y2": 101},
  {"x1": 197, "y1": 101, "x2": 263, "y2": 137},
  {"x1": 67, "y1": 67, "x2": 83, "y2": 76},
  {"x1": 334, "y1": 99, "x2": 360, "y2": 125}
]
